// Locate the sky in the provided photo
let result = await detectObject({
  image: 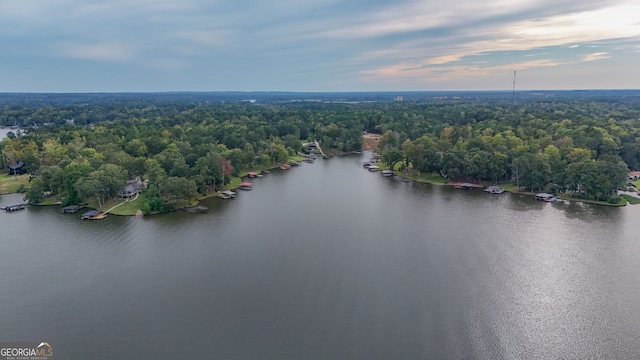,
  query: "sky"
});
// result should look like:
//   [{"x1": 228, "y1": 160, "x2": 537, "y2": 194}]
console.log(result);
[{"x1": 0, "y1": 0, "x2": 639, "y2": 92}]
